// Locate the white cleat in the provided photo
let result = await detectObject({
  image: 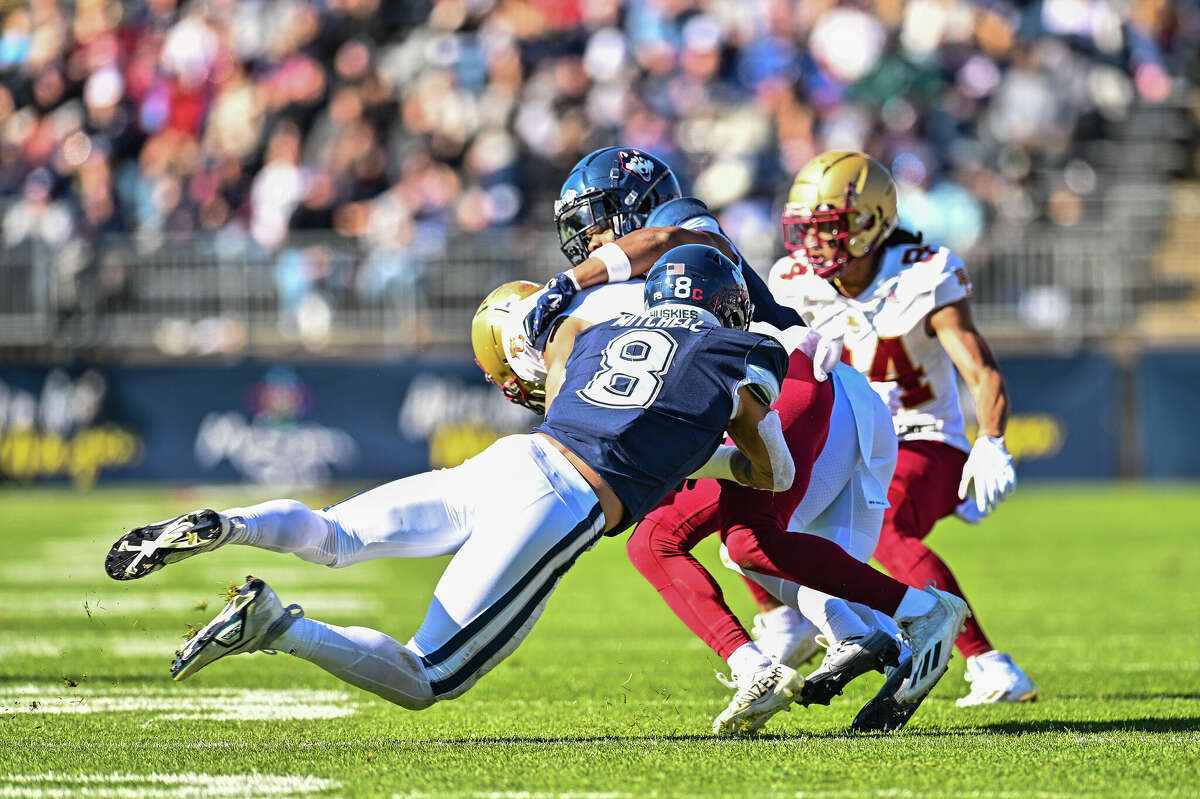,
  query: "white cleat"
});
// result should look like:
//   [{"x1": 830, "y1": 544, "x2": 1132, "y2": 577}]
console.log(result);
[
  {"x1": 751, "y1": 609, "x2": 821, "y2": 670},
  {"x1": 712, "y1": 663, "x2": 805, "y2": 736},
  {"x1": 171, "y1": 578, "x2": 302, "y2": 681},
  {"x1": 956, "y1": 651, "x2": 1039, "y2": 706},
  {"x1": 896, "y1": 586, "x2": 970, "y2": 703}
]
